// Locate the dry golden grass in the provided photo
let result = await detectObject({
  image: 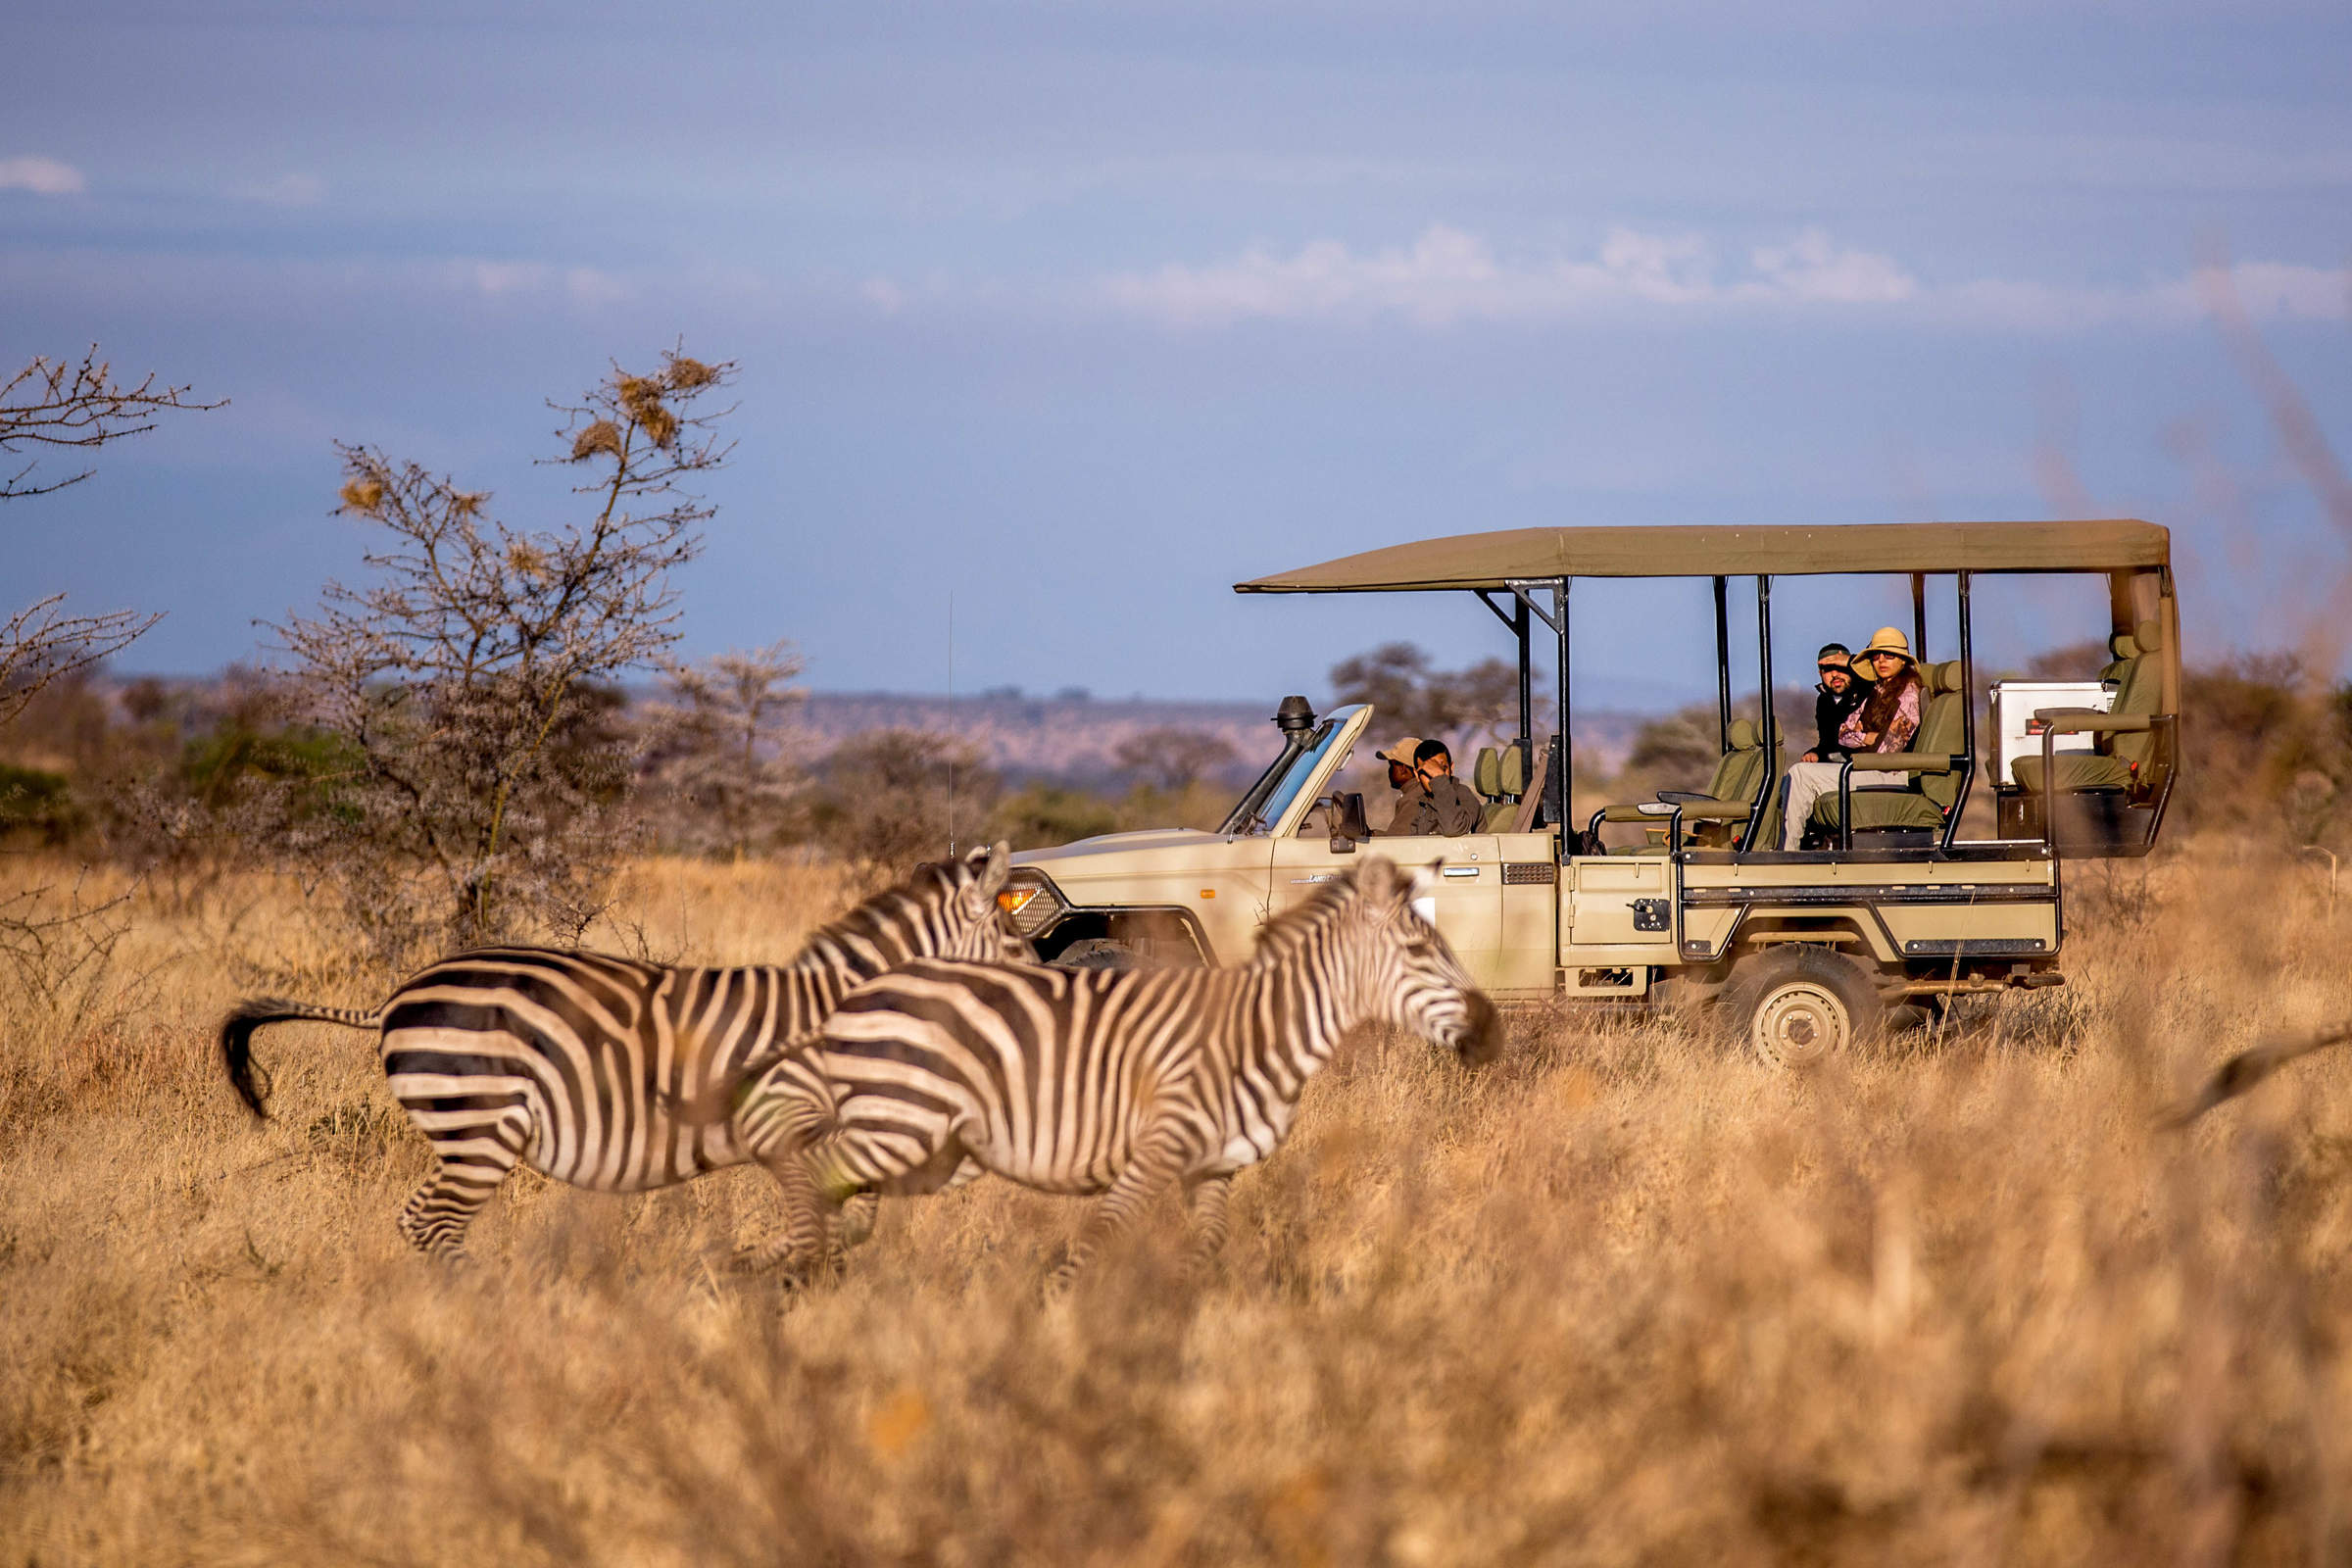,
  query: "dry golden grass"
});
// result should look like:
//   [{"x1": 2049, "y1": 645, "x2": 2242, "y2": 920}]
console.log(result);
[{"x1": 6, "y1": 845, "x2": 2352, "y2": 1565}]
